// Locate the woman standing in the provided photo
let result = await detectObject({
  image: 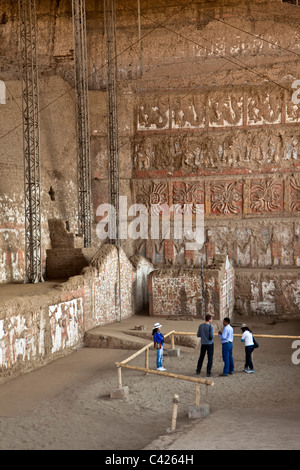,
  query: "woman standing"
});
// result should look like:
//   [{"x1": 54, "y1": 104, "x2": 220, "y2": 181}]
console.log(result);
[
  {"x1": 152, "y1": 322, "x2": 166, "y2": 371},
  {"x1": 241, "y1": 324, "x2": 255, "y2": 374}
]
